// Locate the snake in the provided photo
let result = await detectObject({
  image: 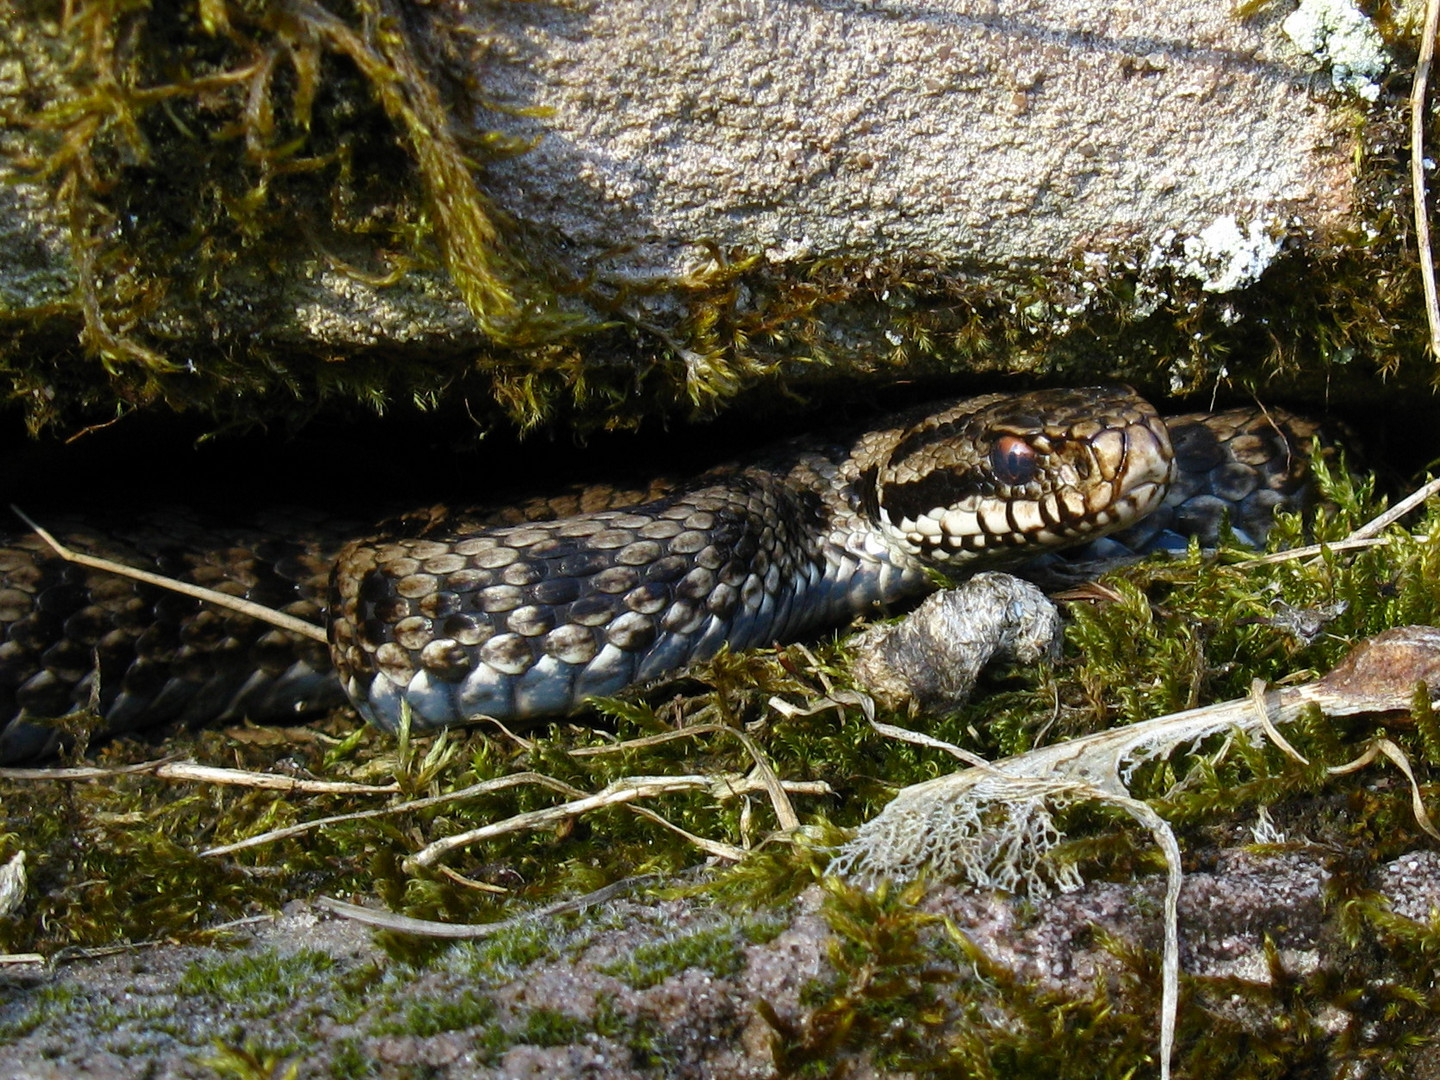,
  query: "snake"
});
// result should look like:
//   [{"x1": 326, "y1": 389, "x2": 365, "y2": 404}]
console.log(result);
[{"x1": 0, "y1": 387, "x2": 1322, "y2": 762}]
